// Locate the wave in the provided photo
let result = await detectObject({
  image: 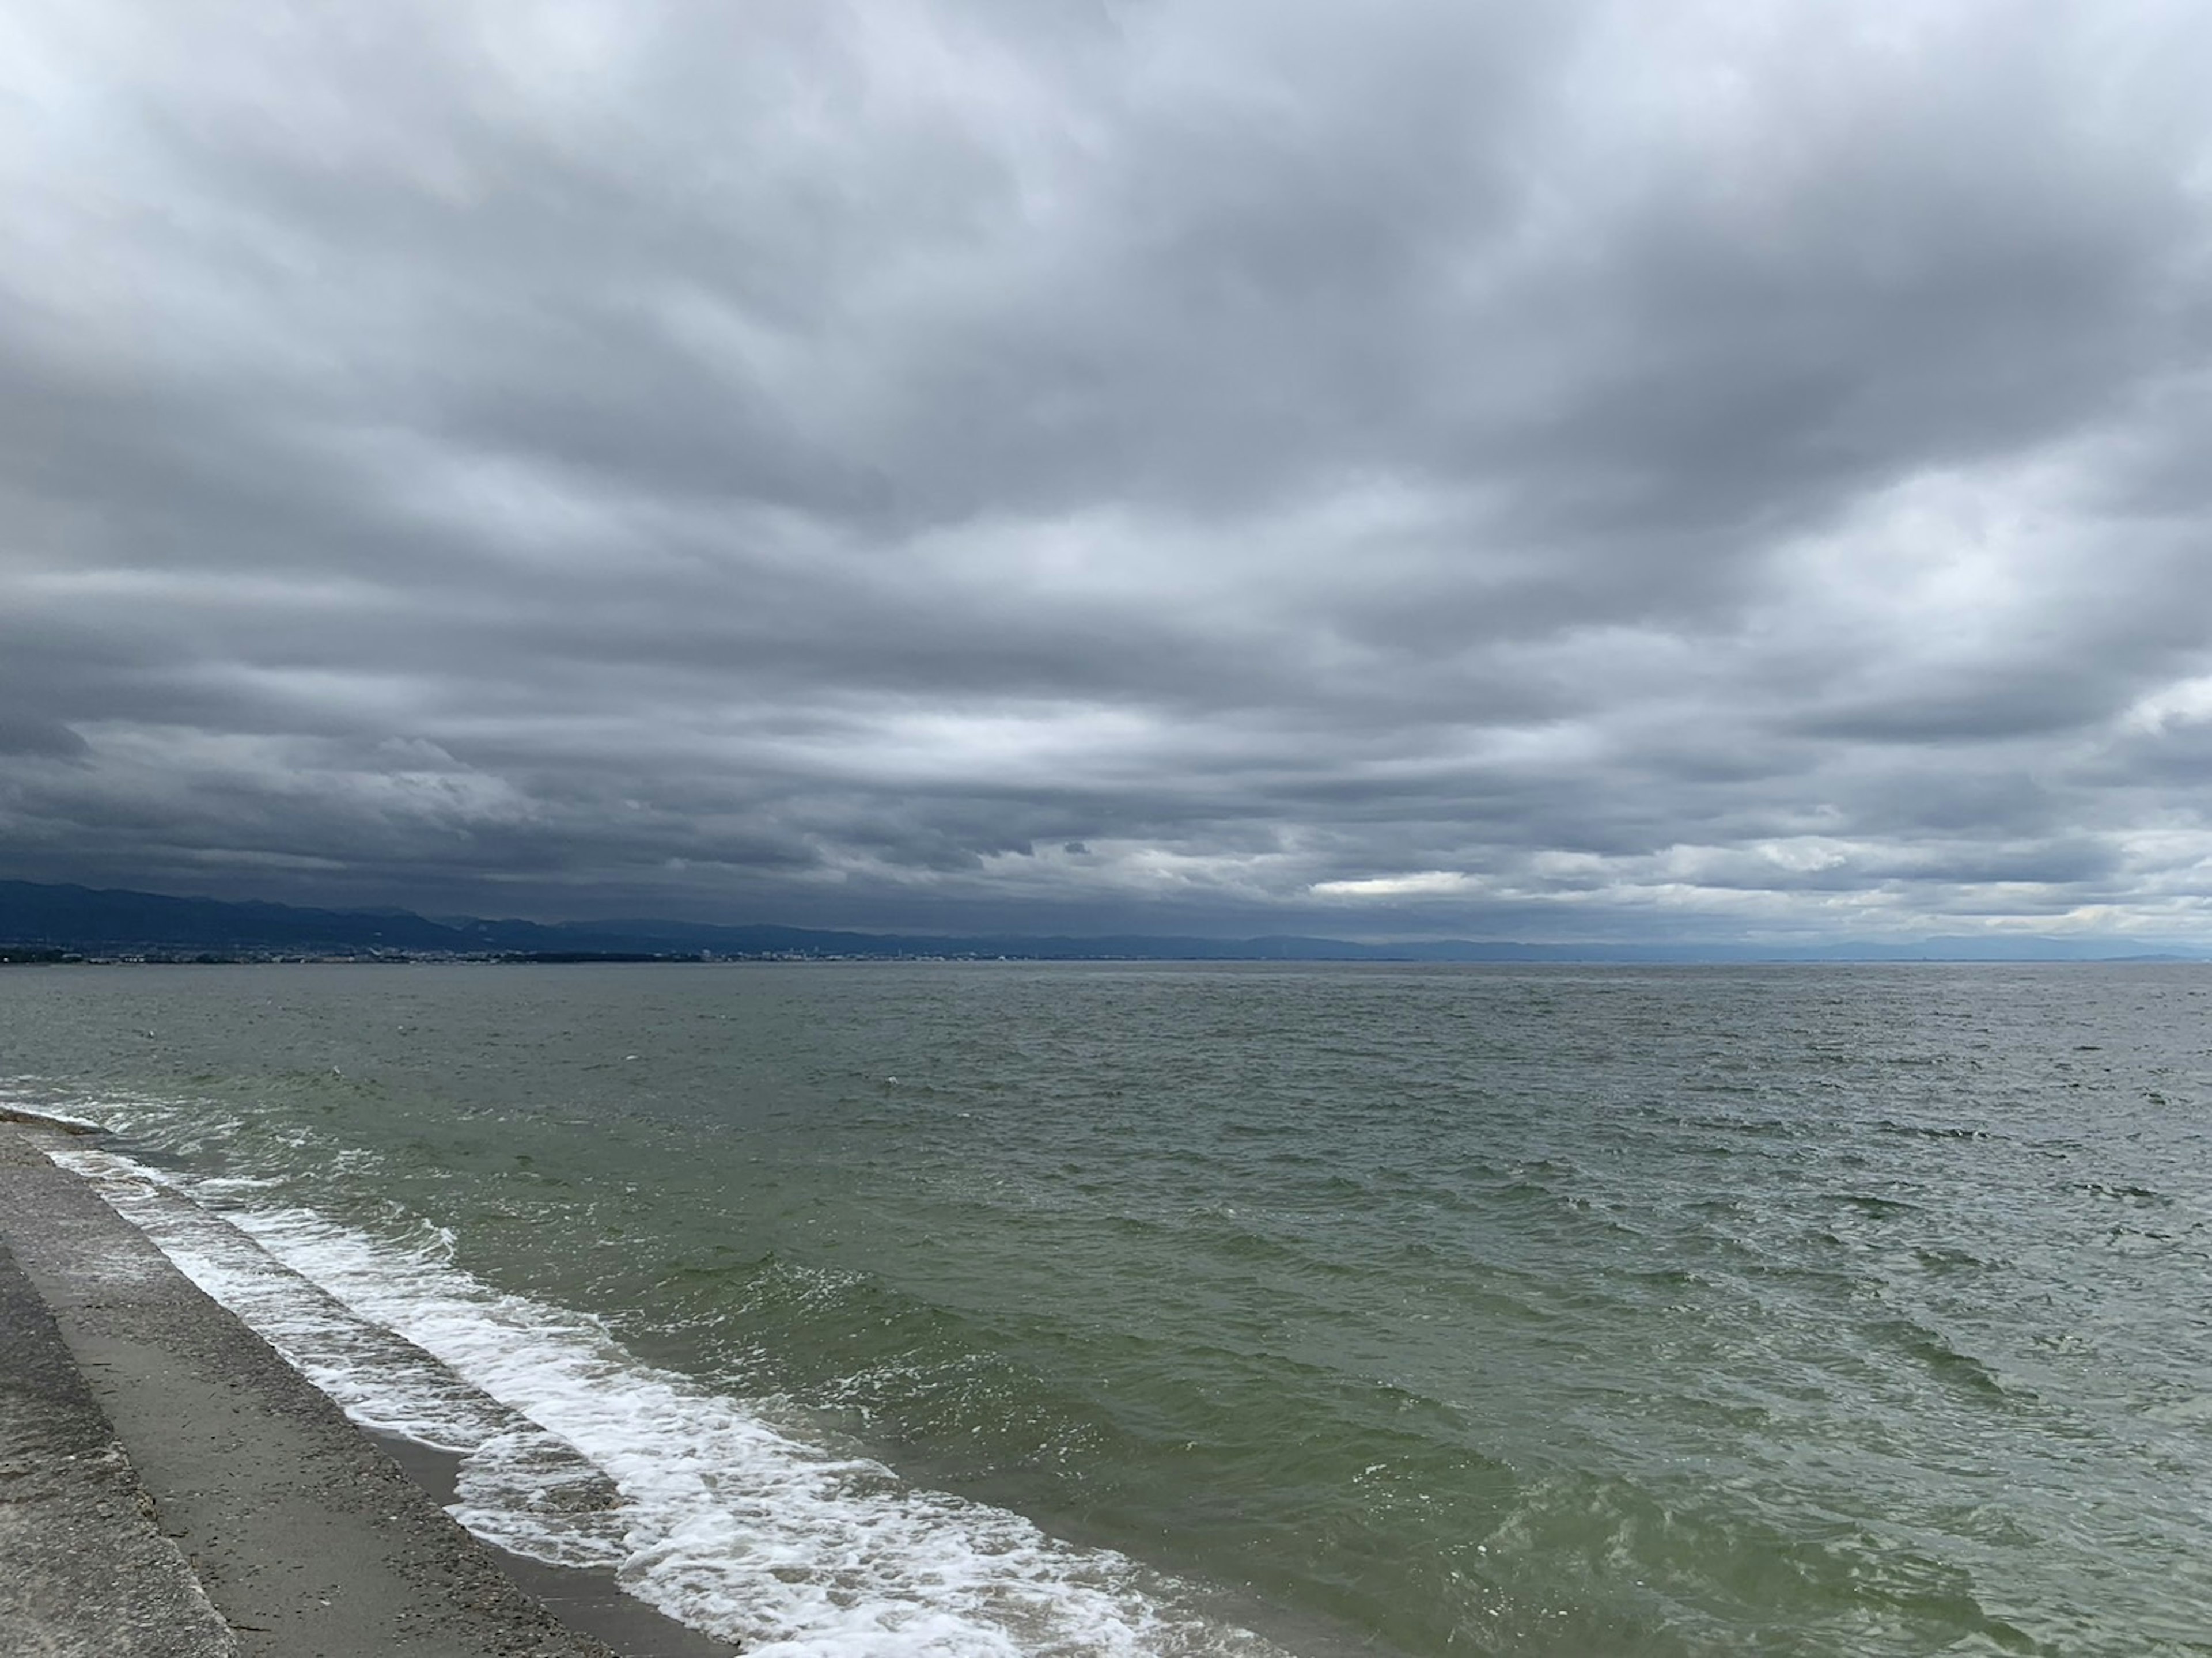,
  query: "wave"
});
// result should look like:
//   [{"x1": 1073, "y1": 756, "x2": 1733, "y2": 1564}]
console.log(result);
[{"x1": 45, "y1": 1138, "x2": 1291, "y2": 1658}]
